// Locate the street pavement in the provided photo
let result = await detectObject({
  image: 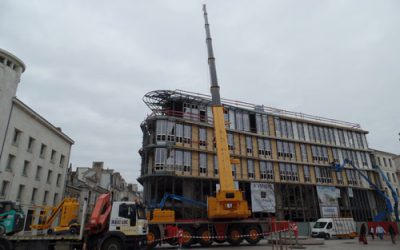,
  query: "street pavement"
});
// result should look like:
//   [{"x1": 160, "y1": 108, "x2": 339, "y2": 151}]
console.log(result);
[{"x1": 156, "y1": 237, "x2": 398, "y2": 249}]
